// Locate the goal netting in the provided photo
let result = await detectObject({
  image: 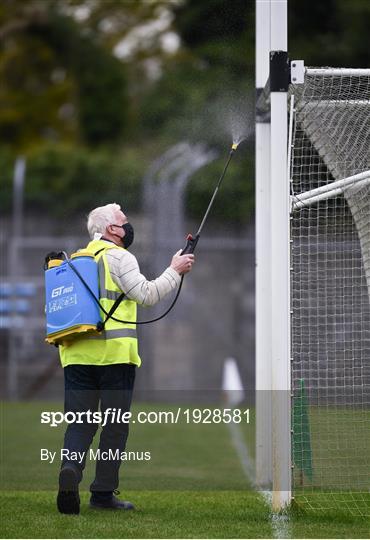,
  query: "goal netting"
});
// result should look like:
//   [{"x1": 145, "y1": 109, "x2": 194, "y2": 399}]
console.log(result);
[{"x1": 289, "y1": 69, "x2": 370, "y2": 516}]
